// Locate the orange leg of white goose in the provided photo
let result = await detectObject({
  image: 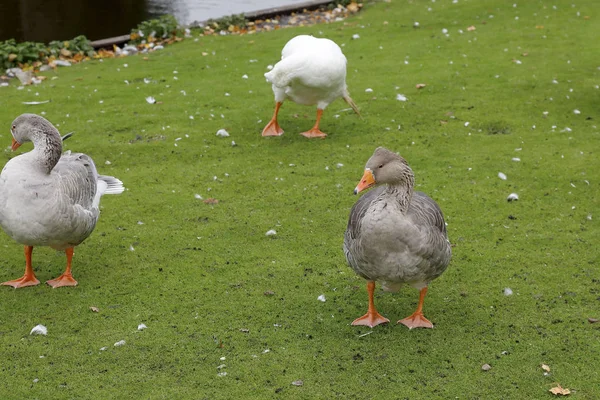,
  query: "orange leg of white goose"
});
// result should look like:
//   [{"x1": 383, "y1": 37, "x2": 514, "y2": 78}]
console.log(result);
[
  {"x1": 352, "y1": 281, "x2": 390, "y2": 328},
  {"x1": 261, "y1": 101, "x2": 284, "y2": 137},
  {"x1": 300, "y1": 108, "x2": 327, "y2": 138},
  {"x1": 1, "y1": 245, "x2": 40, "y2": 288},
  {"x1": 46, "y1": 247, "x2": 78, "y2": 288},
  {"x1": 398, "y1": 287, "x2": 434, "y2": 329}
]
